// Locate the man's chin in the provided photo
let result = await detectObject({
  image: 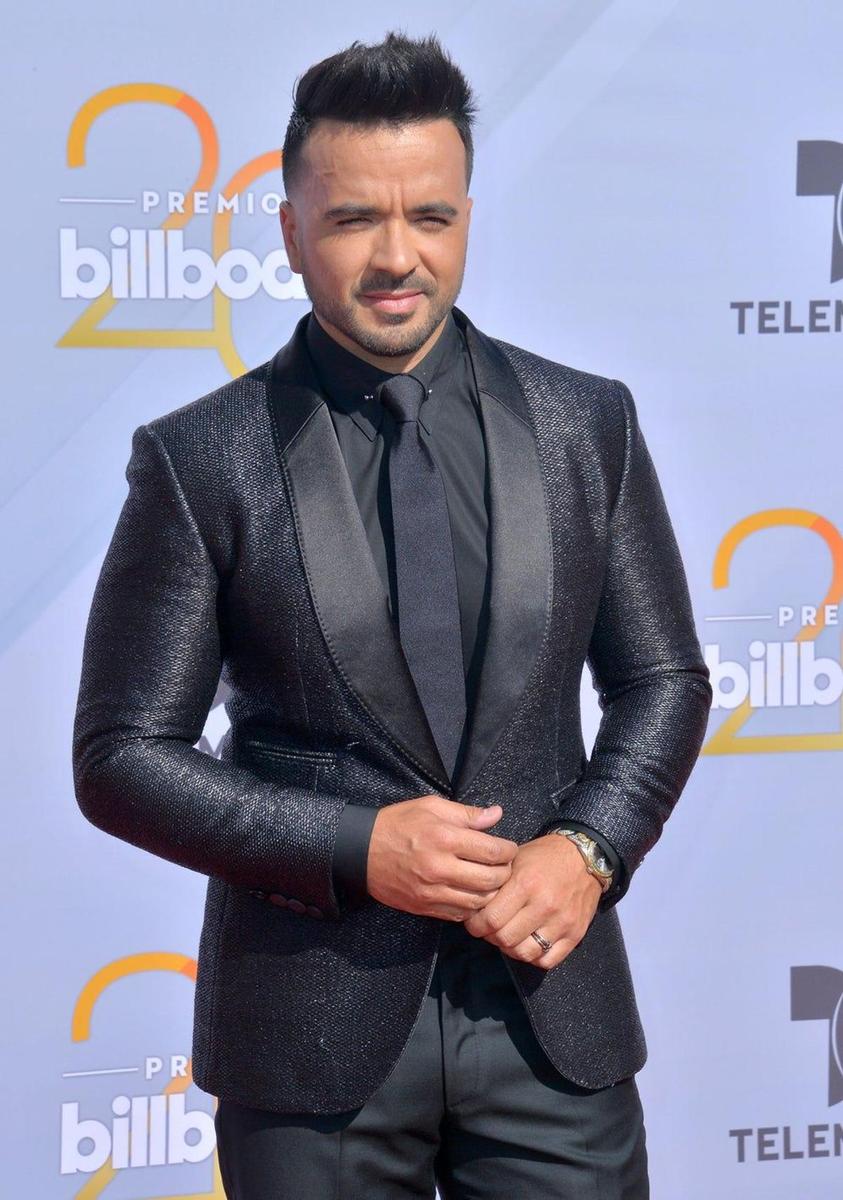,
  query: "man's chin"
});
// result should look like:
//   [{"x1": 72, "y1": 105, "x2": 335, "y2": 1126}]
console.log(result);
[
  {"x1": 359, "y1": 329, "x2": 429, "y2": 358},
  {"x1": 349, "y1": 302, "x2": 448, "y2": 358}
]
